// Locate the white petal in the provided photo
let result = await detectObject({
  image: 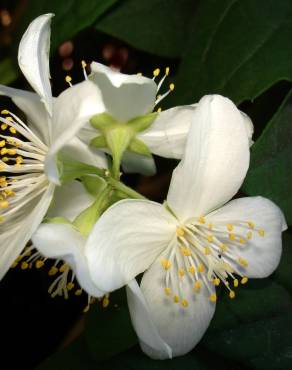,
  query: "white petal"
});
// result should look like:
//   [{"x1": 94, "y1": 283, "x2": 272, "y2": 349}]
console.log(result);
[
  {"x1": 122, "y1": 151, "x2": 156, "y2": 176},
  {"x1": 126, "y1": 280, "x2": 172, "y2": 359},
  {"x1": 139, "y1": 105, "x2": 197, "y2": 159},
  {"x1": 167, "y1": 95, "x2": 250, "y2": 221},
  {"x1": 90, "y1": 62, "x2": 157, "y2": 121},
  {"x1": 32, "y1": 222, "x2": 104, "y2": 297},
  {"x1": 241, "y1": 111, "x2": 254, "y2": 147},
  {"x1": 0, "y1": 85, "x2": 51, "y2": 145},
  {"x1": 0, "y1": 184, "x2": 54, "y2": 280},
  {"x1": 18, "y1": 14, "x2": 53, "y2": 115},
  {"x1": 47, "y1": 181, "x2": 94, "y2": 221},
  {"x1": 209, "y1": 196, "x2": 287, "y2": 278},
  {"x1": 45, "y1": 80, "x2": 105, "y2": 184},
  {"x1": 134, "y1": 257, "x2": 216, "y2": 358},
  {"x1": 85, "y1": 199, "x2": 176, "y2": 292}
]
